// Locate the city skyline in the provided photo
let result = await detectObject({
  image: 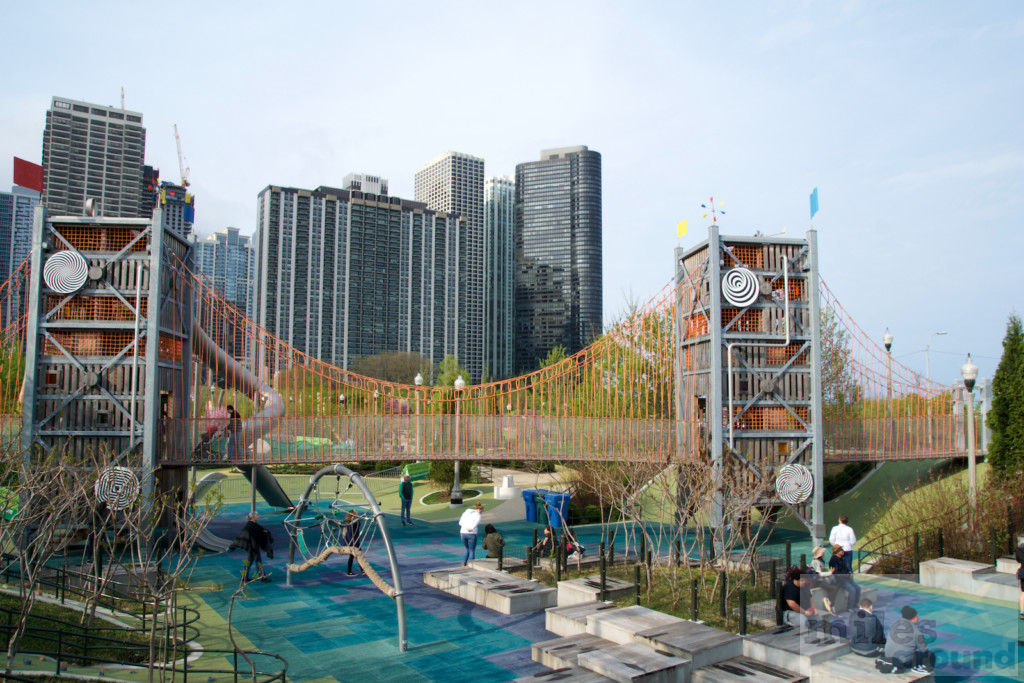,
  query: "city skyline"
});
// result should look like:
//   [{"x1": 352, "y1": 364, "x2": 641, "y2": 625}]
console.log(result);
[{"x1": 1, "y1": 1, "x2": 1021, "y2": 384}]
